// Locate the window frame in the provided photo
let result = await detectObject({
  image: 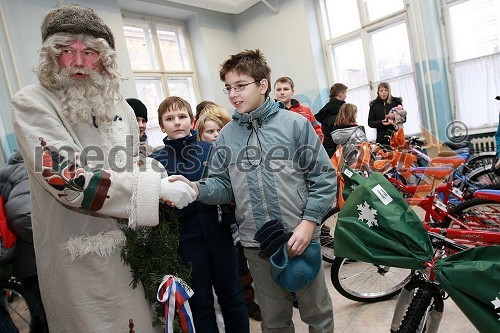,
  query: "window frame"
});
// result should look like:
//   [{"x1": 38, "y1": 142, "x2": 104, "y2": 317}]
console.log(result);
[{"x1": 122, "y1": 13, "x2": 200, "y2": 146}]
